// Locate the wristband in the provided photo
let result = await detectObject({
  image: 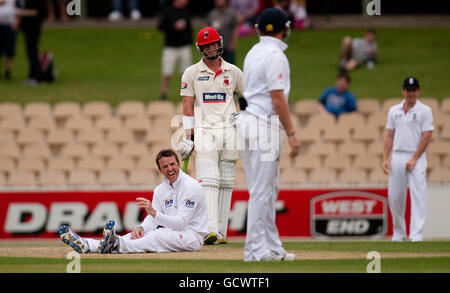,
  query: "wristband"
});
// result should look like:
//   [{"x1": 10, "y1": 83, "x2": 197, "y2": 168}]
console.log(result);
[
  {"x1": 287, "y1": 131, "x2": 296, "y2": 137},
  {"x1": 182, "y1": 116, "x2": 194, "y2": 130}
]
